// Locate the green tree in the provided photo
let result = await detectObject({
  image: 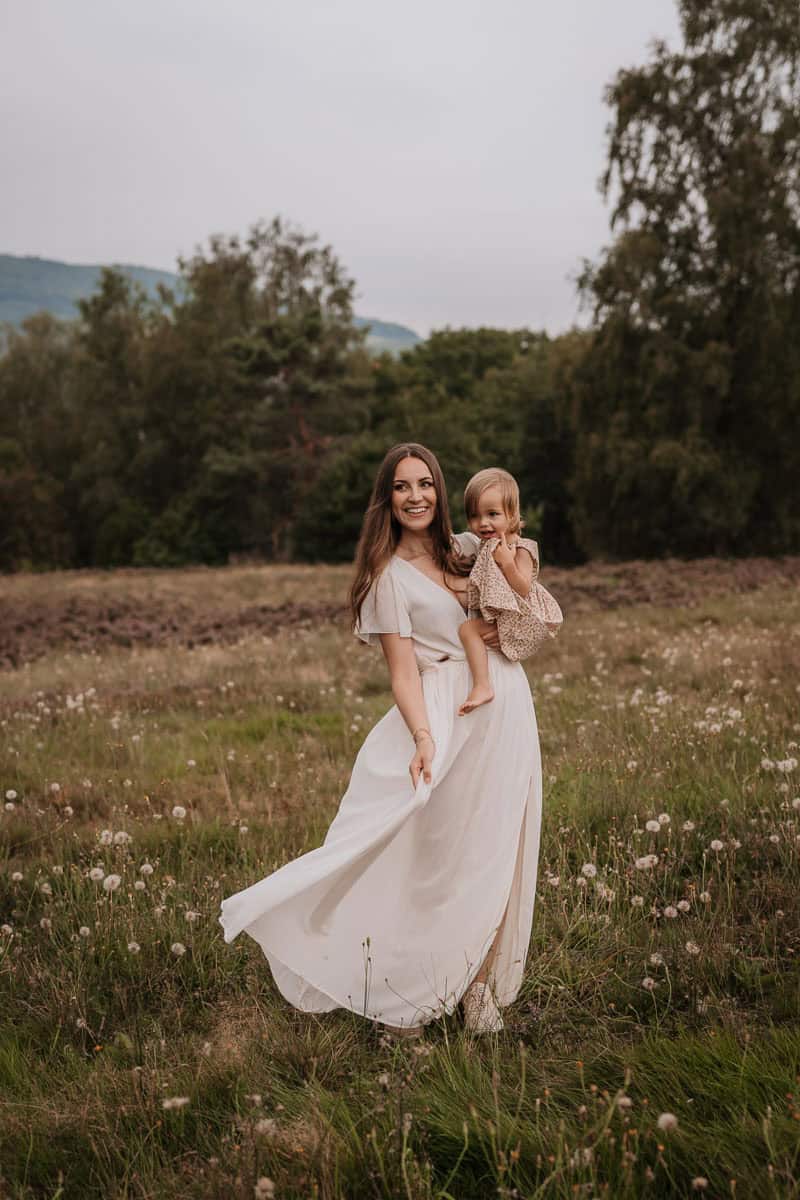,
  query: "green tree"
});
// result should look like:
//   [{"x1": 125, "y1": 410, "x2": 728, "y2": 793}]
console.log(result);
[{"x1": 573, "y1": 0, "x2": 800, "y2": 557}]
